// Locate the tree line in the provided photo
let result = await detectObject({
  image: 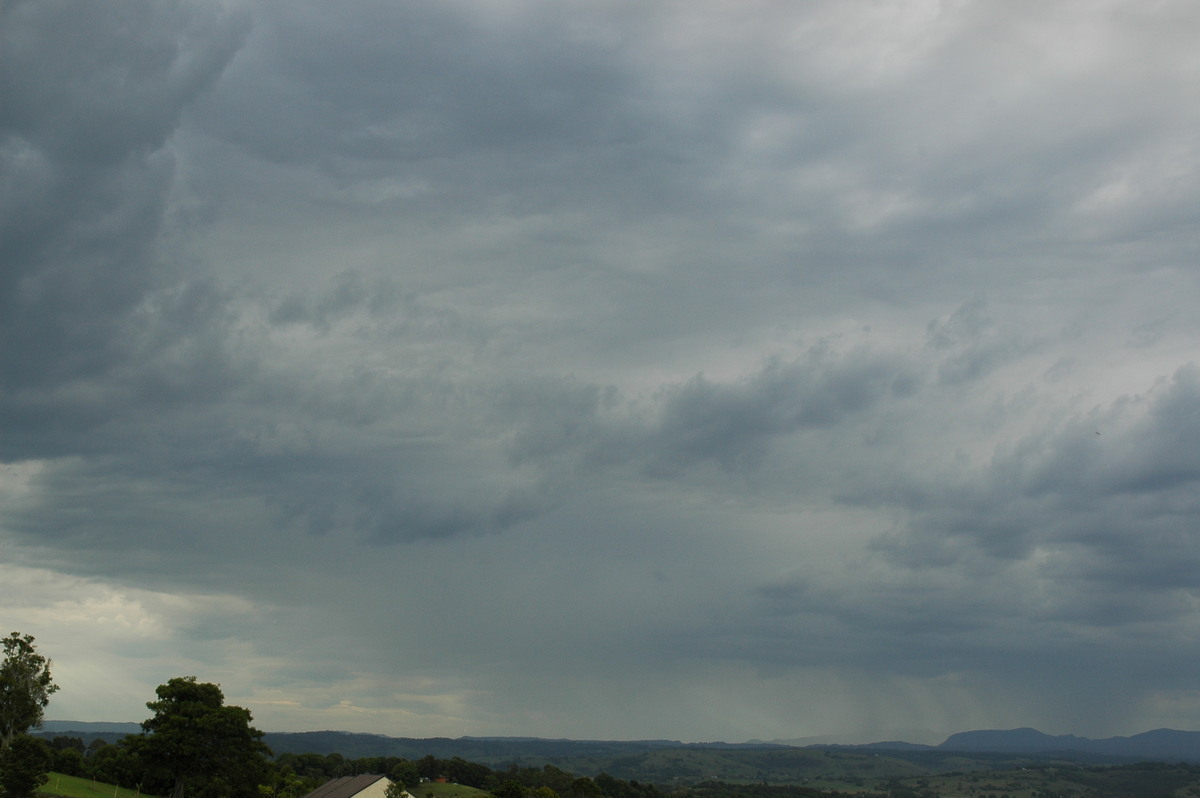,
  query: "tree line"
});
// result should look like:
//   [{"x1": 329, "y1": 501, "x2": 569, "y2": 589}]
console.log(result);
[
  {"x1": 35, "y1": 734, "x2": 667, "y2": 798},
  {"x1": 34, "y1": 736, "x2": 667, "y2": 798},
  {"x1": 0, "y1": 632, "x2": 666, "y2": 798}
]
